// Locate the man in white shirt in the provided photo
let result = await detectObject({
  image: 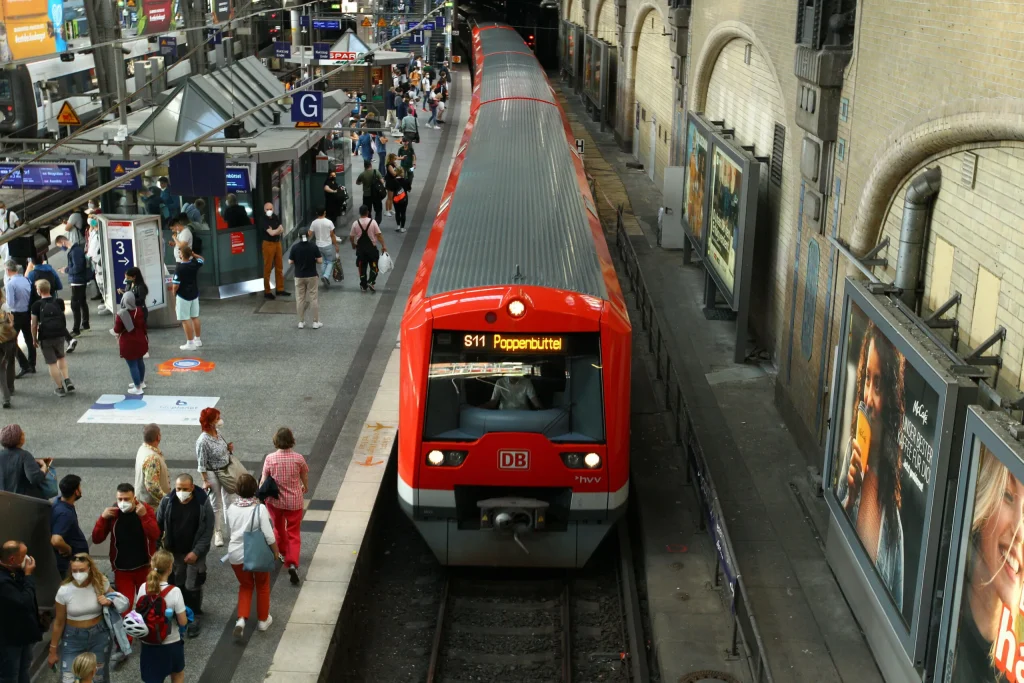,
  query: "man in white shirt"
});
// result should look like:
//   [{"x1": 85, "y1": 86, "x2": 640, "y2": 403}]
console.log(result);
[
  {"x1": 484, "y1": 375, "x2": 543, "y2": 411},
  {"x1": 309, "y1": 208, "x2": 339, "y2": 288},
  {"x1": 168, "y1": 217, "x2": 193, "y2": 263}
]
